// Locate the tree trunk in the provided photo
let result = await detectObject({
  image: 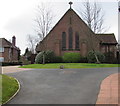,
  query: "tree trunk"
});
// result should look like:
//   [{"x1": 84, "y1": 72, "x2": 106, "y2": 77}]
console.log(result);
[
  {"x1": 42, "y1": 51, "x2": 45, "y2": 64},
  {"x1": 93, "y1": 50, "x2": 100, "y2": 64},
  {"x1": 95, "y1": 54, "x2": 100, "y2": 64}
]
